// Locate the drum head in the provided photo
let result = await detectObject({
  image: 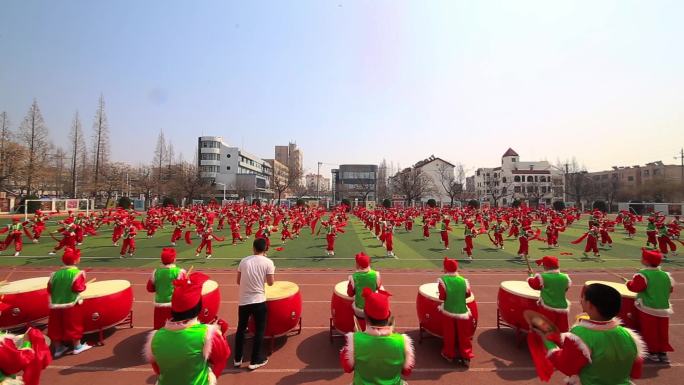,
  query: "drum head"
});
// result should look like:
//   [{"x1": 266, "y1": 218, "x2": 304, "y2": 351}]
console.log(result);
[
  {"x1": 0, "y1": 277, "x2": 50, "y2": 295},
  {"x1": 202, "y1": 280, "x2": 218, "y2": 295},
  {"x1": 500, "y1": 281, "x2": 540, "y2": 299},
  {"x1": 81, "y1": 280, "x2": 131, "y2": 299},
  {"x1": 584, "y1": 280, "x2": 635, "y2": 298},
  {"x1": 419, "y1": 282, "x2": 476, "y2": 303},
  {"x1": 334, "y1": 281, "x2": 352, "y2": 300},
  {"x1": 265, "y1": 281, "x2": 299, "y2": 301}
]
